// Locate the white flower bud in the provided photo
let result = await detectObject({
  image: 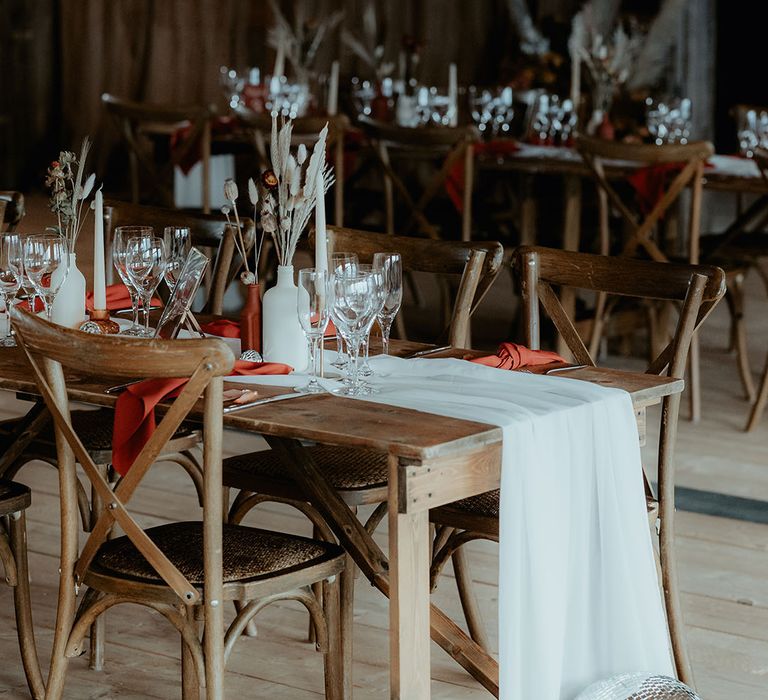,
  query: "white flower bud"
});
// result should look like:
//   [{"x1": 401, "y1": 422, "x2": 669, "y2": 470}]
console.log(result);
[{"x1": 224, "y1": 178, "x2": 238, "y2": 202}]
